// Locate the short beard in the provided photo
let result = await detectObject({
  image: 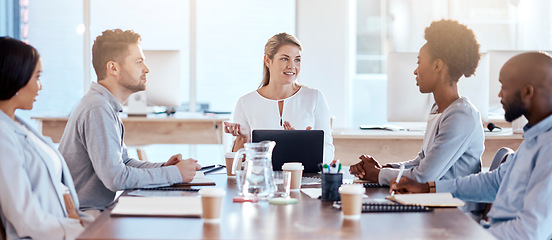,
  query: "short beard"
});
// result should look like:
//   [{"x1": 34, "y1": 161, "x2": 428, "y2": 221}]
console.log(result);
[
  {"x1": 120, "y1": 68, "x2": 146, "y2": 93},
  {"x1": 504, "y1": 92, "x2": 528, "y2": 122}
]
